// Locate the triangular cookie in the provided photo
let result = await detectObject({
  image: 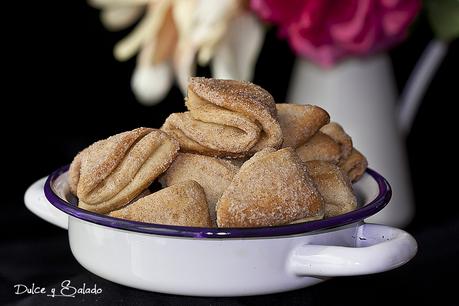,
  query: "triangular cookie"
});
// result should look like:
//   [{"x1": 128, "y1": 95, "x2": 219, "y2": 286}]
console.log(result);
[
  {"x1": 320, "y1": 122, "x2": 353, "y2": 161},
  {"x1": 276, "y1": 103, "x2": 329, "y2": 148},
  {"x1": 109, "y1": 180, "x2": 212, "y2": 227},
  {"x1": 296, "y1": 131, "x2": 341, "y2": 164},
  {"x1": 160, "y1": 153, "x2": 239, "y2": 225},
  {"x1": 339, "y1": 148, "x2": 368, "y2": 183},
  {"x1": 217, "y1": 148, "x2": 324, "y2": 227},
  {"x1": 304, "y1": 160, "x2": 357, "y2": 218}
]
